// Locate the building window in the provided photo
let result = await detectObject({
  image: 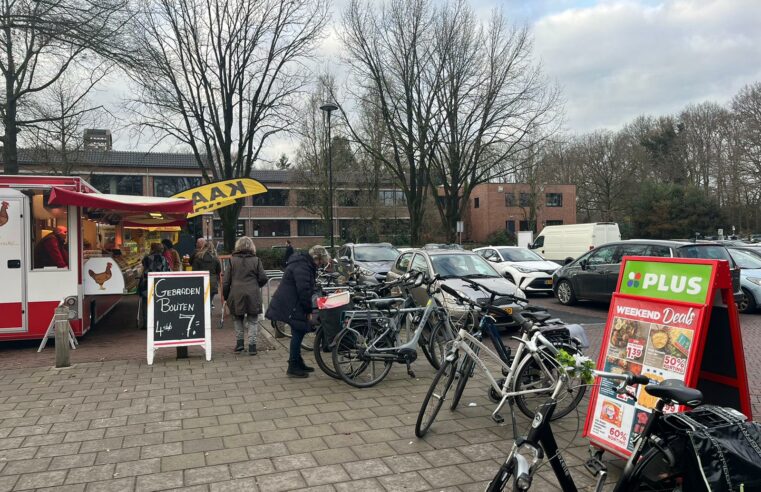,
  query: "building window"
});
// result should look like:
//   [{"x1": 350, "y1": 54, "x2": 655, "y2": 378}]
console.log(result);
[
  {"x1": 252, "y1": 189, "x2": 289, "y2": 206},
  {"x1": 213, "y1": 219, "x2": 246, "y2": 238},
  {"x1": 153, "y1": 176, "x2": 201, "y2": 197},
  {"x1": 379, "y1": 190, "x2": 405, "y2": 207},
  {"x1": 89, "y1": 175, "x2": 143, "y2": 196},
  {"x1": 338, "y1": 190, "x2": 360, "y2": 207},
  {"x1": 505, "y1": 193, "x2": 516, "y2": 207},
  {"x1": 253, "y1": 220, "x2": 290, "y2": 237},
  {"x1": 474, "y1": 197, "x2": 480, "y2": 209},
  {"x1": 519, "y1": 220, "x2": 536, "y2": 232},
  {"x1": 519, "y1": 193, "x2": 531, "y2": 207},
  {"x1": 545, "y1": 220, "x2": 563, "y2": 226},
  {"x1": 297, "y1": 219, "x2": 324, "y2": 237},
  {"x1": 296, "y1": 189, "x2": 319, "y2": 208},
  {"x1": 506, "y1": 220, "x2": 515, "y2": 233},
  {"x1": 546, "y1": 193, "x2": 563, "y2": 207}
]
